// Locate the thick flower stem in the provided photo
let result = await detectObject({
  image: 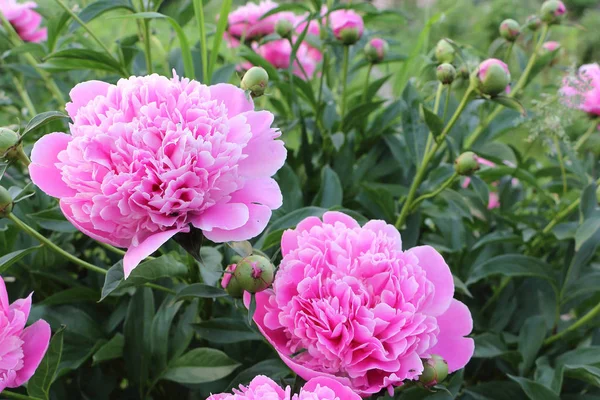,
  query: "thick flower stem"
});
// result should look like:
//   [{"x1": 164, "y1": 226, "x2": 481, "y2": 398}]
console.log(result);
[
  {"x1": 362, "y1": 63, "x2": 373, "y2": 103},
  {"x1": 193, "y1": 0, "x2": 209, "y2": 82},
  {"x1": 7, "y1": 213, "x2": 175, "y2": 295},
  {"x1": 574, "y1": 119, "x2": 599, "y2": 151},
  {"x1": 410, "y1": 172, "x2": 458, "y2": 212},
  {"x1": 463, "y1": 24, "x2": 549, "y2": 150},
  {"x1": 1, "y1": 391, "x2": 38, "y2": 400},
  {"x1": 544, "y1": 301, "x2": 600, "y2": 346},
  {"x1": 395, "y1": 87, "x2": 474, "y2": 229},
  {"x1": 340, "y1": 45, "x2": 350, "y2": 122}
]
